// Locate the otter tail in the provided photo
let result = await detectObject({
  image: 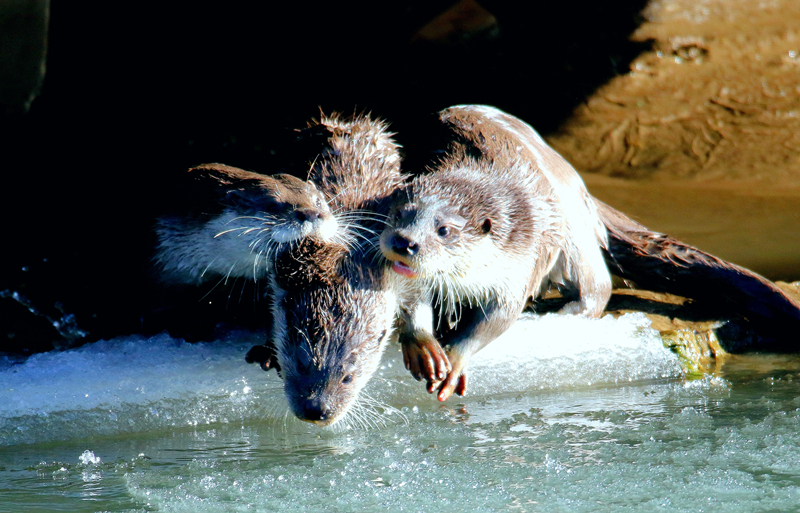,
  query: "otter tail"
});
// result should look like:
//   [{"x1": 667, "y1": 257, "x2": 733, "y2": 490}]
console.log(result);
[{"x1": 594, "y1": 199, "x2": 800, "y2": 346}]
